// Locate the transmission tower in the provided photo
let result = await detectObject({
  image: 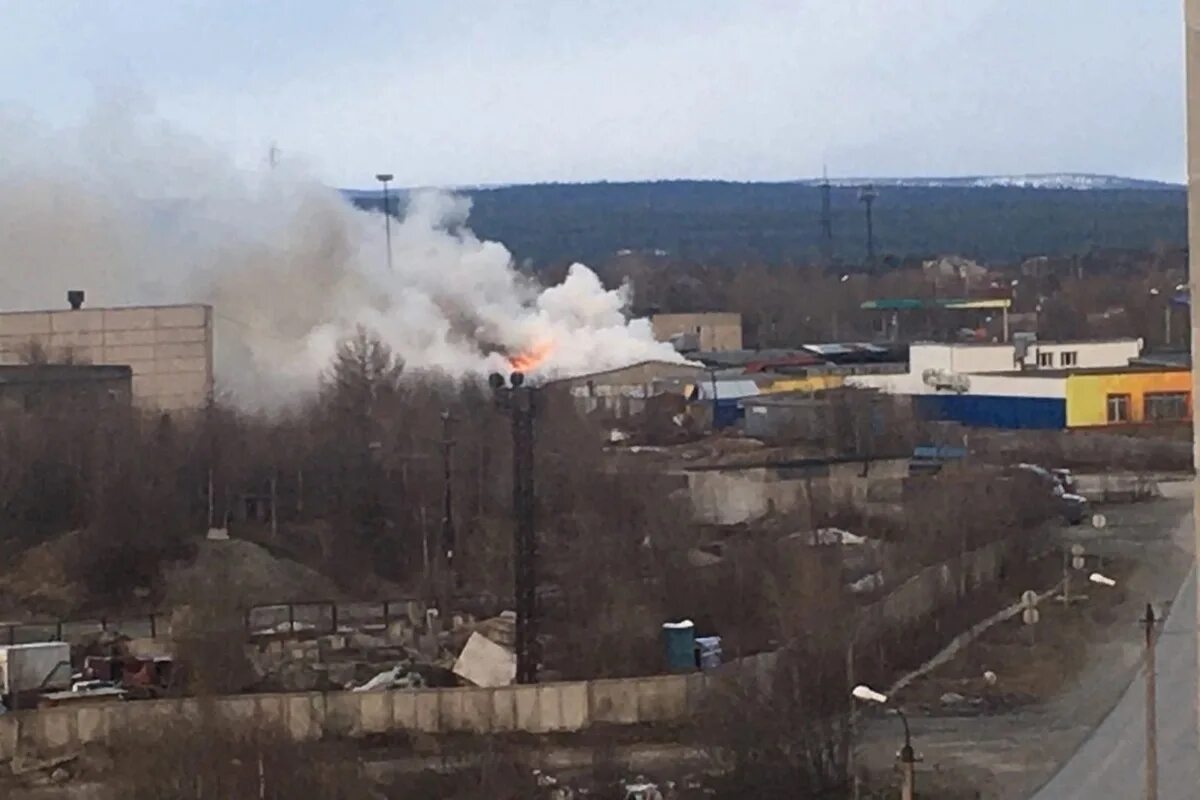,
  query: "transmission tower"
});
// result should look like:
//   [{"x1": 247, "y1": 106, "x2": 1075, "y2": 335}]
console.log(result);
[{"x1": 819, "y1": 167, "x2": 834, "y2": 264}]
